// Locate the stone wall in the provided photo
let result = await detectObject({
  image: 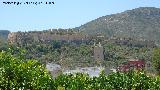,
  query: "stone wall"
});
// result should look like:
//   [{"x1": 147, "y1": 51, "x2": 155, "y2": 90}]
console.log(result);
[{"x1": 8, "y1": 30, "x2": 91, "y2": 44}]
